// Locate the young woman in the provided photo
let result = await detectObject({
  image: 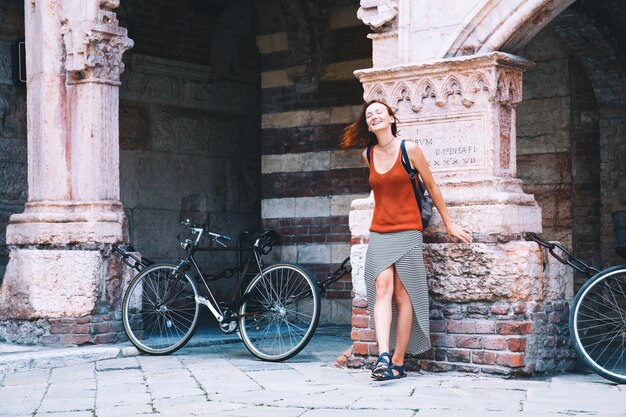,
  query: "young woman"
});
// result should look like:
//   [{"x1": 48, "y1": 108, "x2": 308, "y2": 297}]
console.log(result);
[{"x1": 342, "y1": 100, "x2": 472, "y2": 380}]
